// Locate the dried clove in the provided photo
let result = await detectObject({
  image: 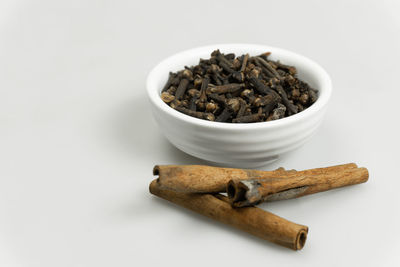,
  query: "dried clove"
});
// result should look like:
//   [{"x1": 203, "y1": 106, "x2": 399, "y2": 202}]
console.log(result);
[
  {"x1": 216, "y1": 108, "x2": 232, "y2": 122},
  {"x1": 161, "y1": 91, "x2": 175, "y2": 103},
  {"x1": 162, "y1": 72, "x2": 175, "y2": 93},
  {"x1": 271, "y1": 79, "x2": 298, "y2": 114},
  {"x1": 268, "y1": 103, "x2": 287, "y2": 121},
  {"x1": 175, "y1": 78, "x2": 190, "y2": 100},
  {"x1": 206, "y1": 102, "x2": 218, "y2": 113},
  {"x1": 236, "y1": 98, "x2": 247, "y2": 118},
  {"x1": 256, "y1": 56, "x2": 282, "y2": 79},
  {"x1": 175, "y1": 106, "x2": 215, "y2": 121},
  {"x1": 232, "y1": 108, "x2": 263, "y2": 123},
  {"x1": 189, "y1": 94, "x2": 198, "y2": 111},
  {"x1": 209, "y1": 83, "x2": 244, "y2": 94}
]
